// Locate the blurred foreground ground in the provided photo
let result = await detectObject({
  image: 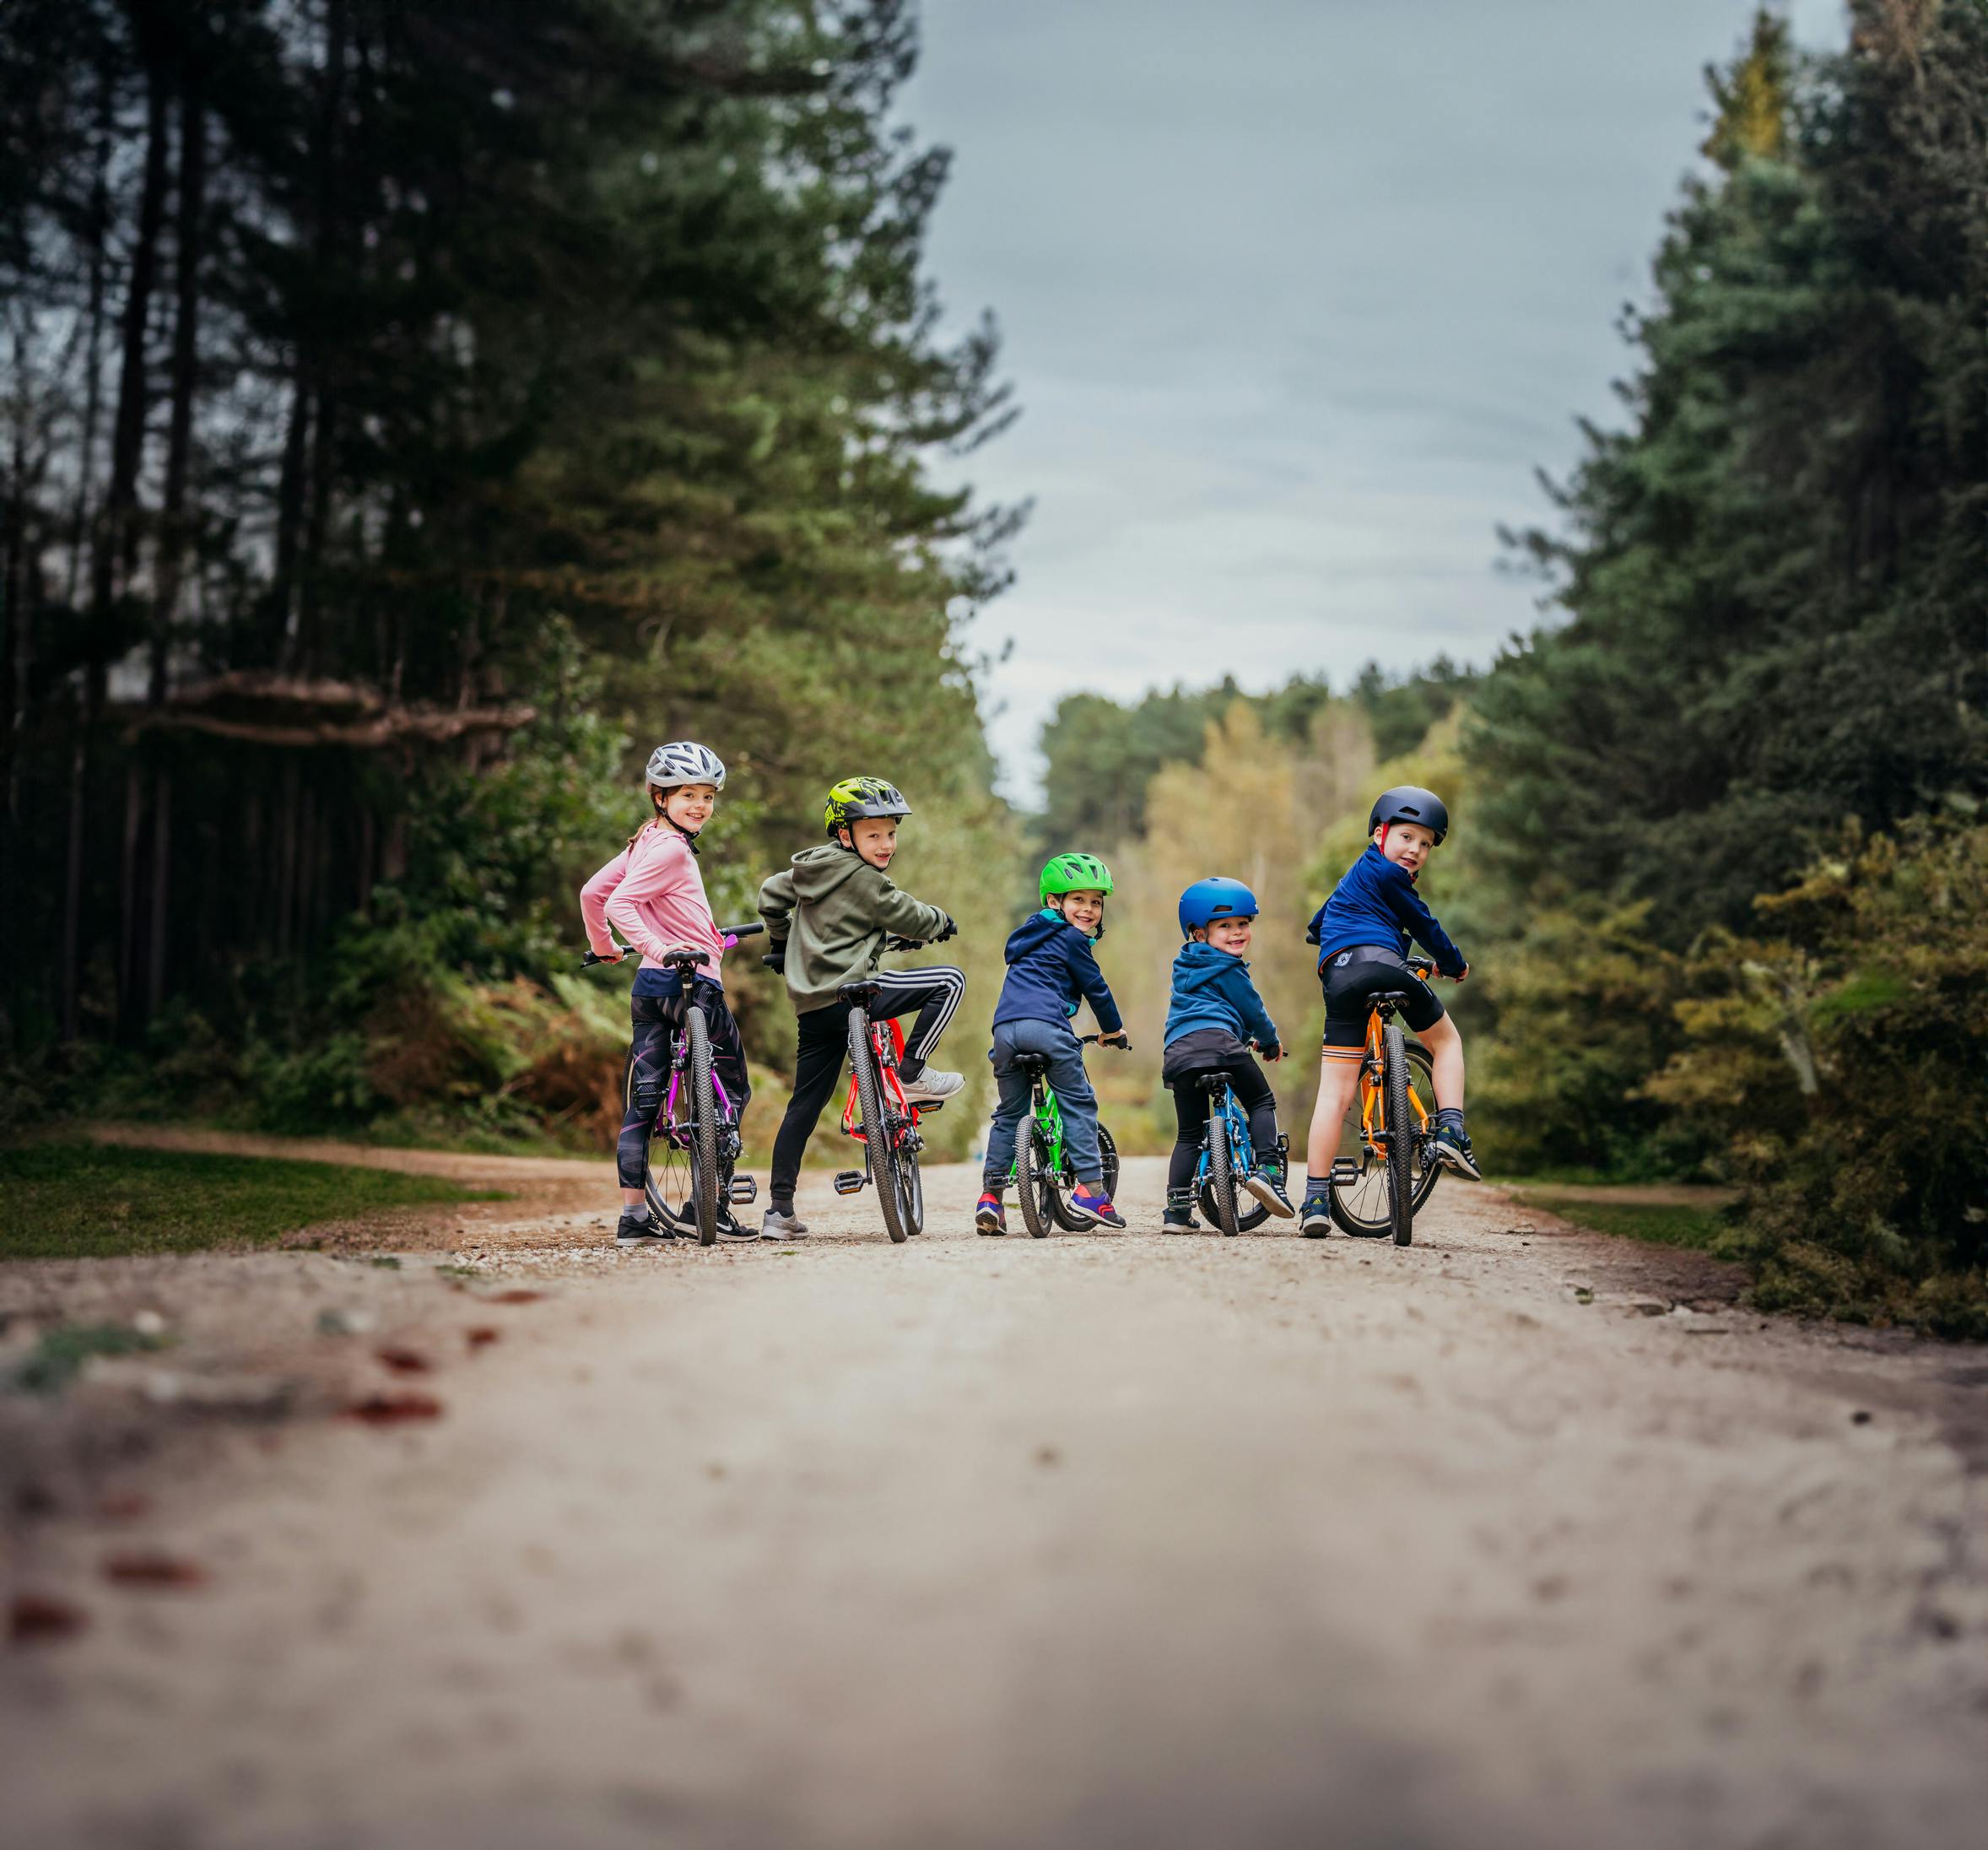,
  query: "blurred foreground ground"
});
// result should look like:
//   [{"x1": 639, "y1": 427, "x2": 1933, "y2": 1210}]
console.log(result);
[{"x1": 4, "y1": 1148, "x2": 1986, "y2": 1849}]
